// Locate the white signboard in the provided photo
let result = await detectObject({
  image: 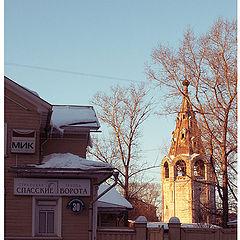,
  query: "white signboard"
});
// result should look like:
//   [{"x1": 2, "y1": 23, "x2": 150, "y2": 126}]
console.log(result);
[
  {"x1": 11, "y1": 129, "x2": 36, "y2": 154},
  {"x1": 14, "y1": 178, "x2": 90, "y2": 196}
]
